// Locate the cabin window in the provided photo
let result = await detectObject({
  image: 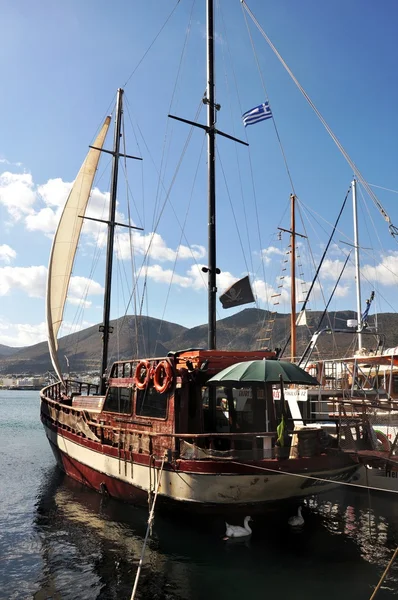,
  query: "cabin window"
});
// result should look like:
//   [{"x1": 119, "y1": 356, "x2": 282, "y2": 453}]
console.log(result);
[
  {"x1": 136, "y1": 387, "x2": 168, "y2": 419},
  {"x1": 103, "y1": 386, "x2": 132, "y2": 414},
  {"x1": 393, "y1": 375, "x2": 398, "y2": 394}
]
